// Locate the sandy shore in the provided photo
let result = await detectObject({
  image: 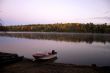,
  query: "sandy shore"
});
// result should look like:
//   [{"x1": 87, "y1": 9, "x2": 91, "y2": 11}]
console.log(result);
[{"x1": 0, "y1": 58, "x2": 110, "y2": 73}]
